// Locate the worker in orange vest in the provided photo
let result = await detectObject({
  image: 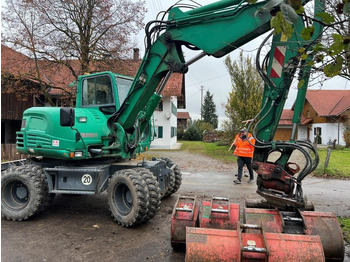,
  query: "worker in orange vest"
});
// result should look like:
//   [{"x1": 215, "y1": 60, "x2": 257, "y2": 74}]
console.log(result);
[{"x1": 231, "y1": 128, "x2": 256, "y2": 184}]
